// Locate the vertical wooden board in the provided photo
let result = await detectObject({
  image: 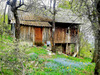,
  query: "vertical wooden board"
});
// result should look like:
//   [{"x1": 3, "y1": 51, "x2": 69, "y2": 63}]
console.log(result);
[
  {"x1": 44, "y1": 28, "x2": 46, "y2": 42},
  {"x1": 49, "y1": 28, "x2": 51, "y2": 41},
  {"x1": 25, "y1": 26, "x2": 29, "y2": 41},
  {"x1": 32, "y1": 27, "x2": 35, "y2": 42},
  {"x1": 24, "y1": 26, "x2": 26, "y2": 40},
  {"x1": 58, "y1": 27, "x2": 60, "y2": 42},
  {"x1": 70, "y1": 28, "x2": 72, "y2": 42},
  {"x1": 42, "y1": 28, "x2": 45, "y2": 42},
  {"x1": 46, "y1": 28, "x2": 49, "y2": 41},
  {"x1": 58, "y1": 28, "x2": 61, "y2": 42},
  {"x1": 43, "y1": 28, "x2": 50, "y2": 43},
  {"x1": 57, "y1": 27, "x2": 60, "y2": 43},
  {"x1": 22, "y1": 26, "x2": 25, "y2": 40},
  {"x1": 60, "y1": 28, "x2": 63, "y2": 43},
  {"x1": 23, "y1": 26, "x2": 26, "y2": 40},
  {"x1": 62, "y1": 28, "x2": 64, "y2": 42},
  {"x1": 66, "y1": 28, "x2": 68, "y2": 42},
  {"x1": 55, "y1": 27, "x2": 59, "y2": 43},
  {"x1": 30, "y1": 27, "x2": 33, "y2": 41},
  {"x1": 25, "y1": 27, "x2": 28, "y2": 40},
  {"x1": 20, "y1": 26, "x2": 23, "y2": 39},
  {"x1": 28, "y1": 27, "x2": 30, "y2": 41},
  {"x1": 64, "y1": 28, "x2": 66, "y2": 43},
  {"x1": 30, "y1": 27, "x2": 32, "y2": 41},
  {"x1": 54, "y1": 27, "x2": 58, "y2": 43}
]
